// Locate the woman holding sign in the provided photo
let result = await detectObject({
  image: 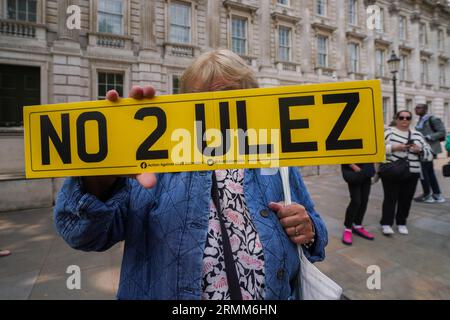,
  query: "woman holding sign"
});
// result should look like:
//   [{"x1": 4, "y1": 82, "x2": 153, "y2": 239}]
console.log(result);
[{"x1": 54, "y1": 49, "x2": 328, "y2": 300}]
